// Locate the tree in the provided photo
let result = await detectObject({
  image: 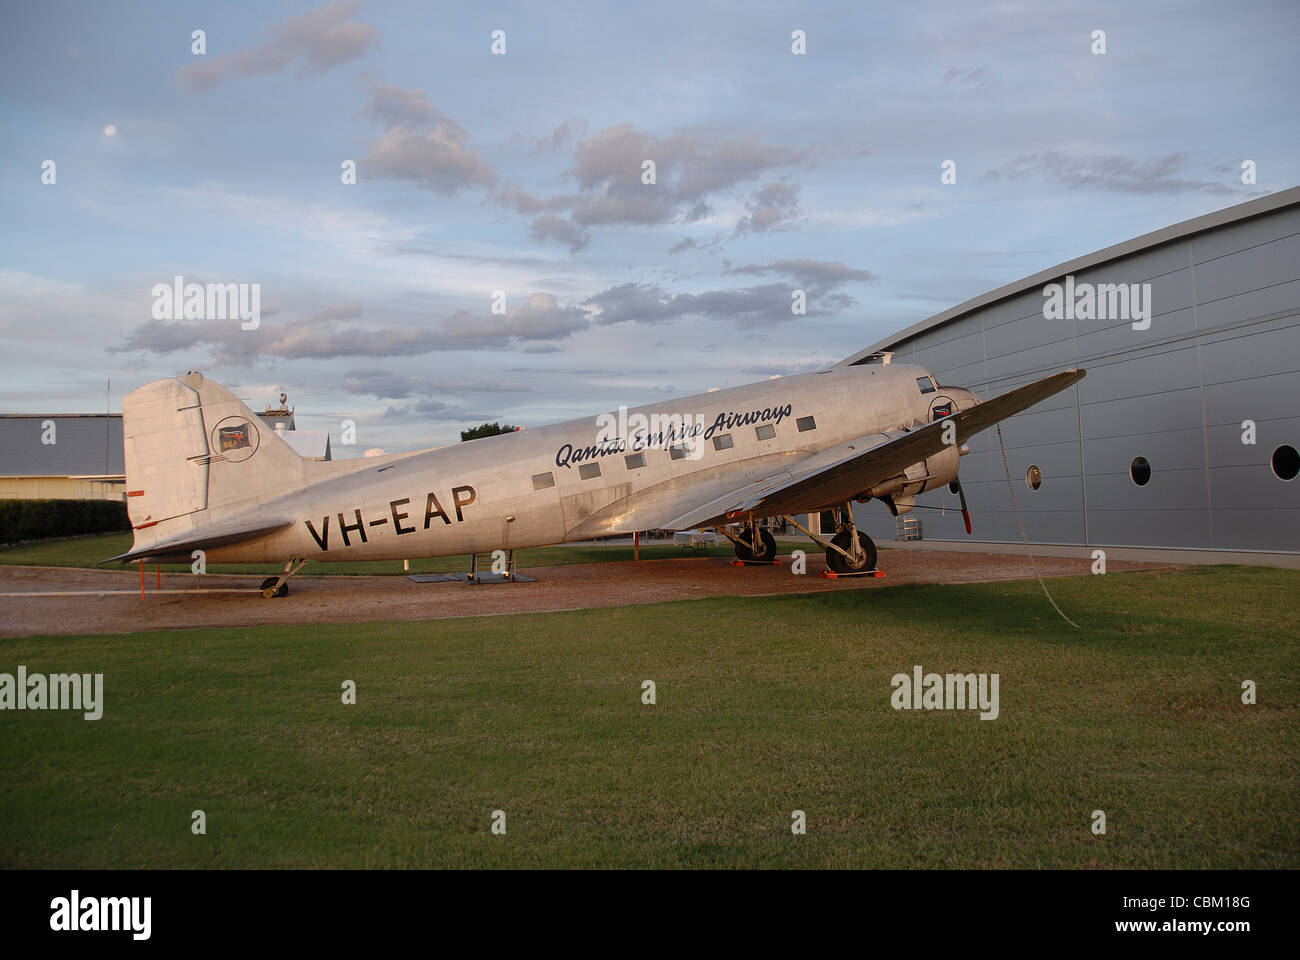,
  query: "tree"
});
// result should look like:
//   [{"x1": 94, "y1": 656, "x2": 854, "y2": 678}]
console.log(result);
[{"x1": 460, "y1": 422, "x2": 518, "y2": 442}]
